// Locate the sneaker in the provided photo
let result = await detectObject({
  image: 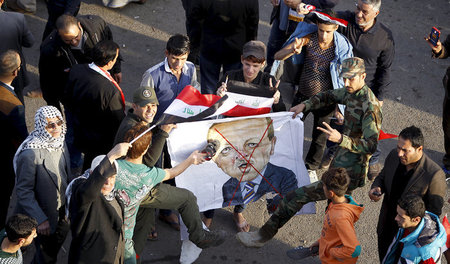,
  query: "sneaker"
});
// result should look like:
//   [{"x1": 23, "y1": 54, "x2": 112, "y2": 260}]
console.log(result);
[
  {"x1": 308, "y1": 169, "x2": 318, "y2": 183},
  {"x1": 236, "y1": 231, "x2": 268, "y2": 248},
  {"x1": 367, "y1": 163, "x2": 382, "y2": 181},
  {"x1": 196, "y1": 230, "x2": 227, "y2": 249},
  {"x1": 286, "y1": 245, "x2": 318, "y2": 260}
]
